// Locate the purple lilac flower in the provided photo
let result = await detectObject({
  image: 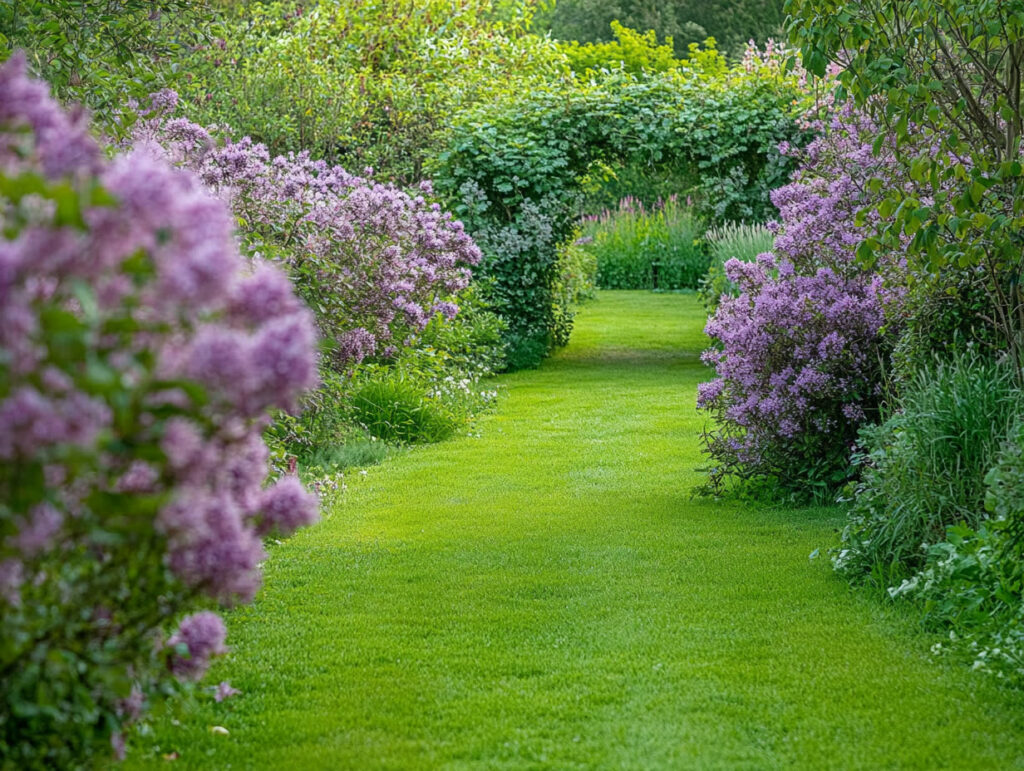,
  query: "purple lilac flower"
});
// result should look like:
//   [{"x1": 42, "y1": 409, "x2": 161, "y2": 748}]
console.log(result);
[
  {"x1": 11, "y1": 502, "x2": 63, "y2": 557},
  {"x1": 0, "y1": 58, "x2": 320, "y2": 754},
  {"x1": 697, "y1": 104, "x2": 908, "y2": 488},
  {"x1": 255, "y1": 476, "x2": 319, "y2": 537},
  {"x1": 167, "y1": 611, "x2": 228, "y2": 680},
  {"x1": 132, "y1": 100, "x2": 480, "y2": 366}
]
